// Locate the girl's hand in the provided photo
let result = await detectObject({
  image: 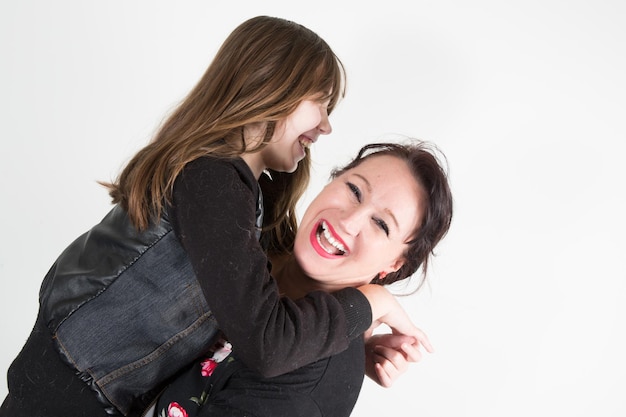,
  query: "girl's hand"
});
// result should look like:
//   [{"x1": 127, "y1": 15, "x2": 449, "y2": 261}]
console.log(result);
[{"x1": 358, "y1": 284, "x2": 434, "y2": 352}]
